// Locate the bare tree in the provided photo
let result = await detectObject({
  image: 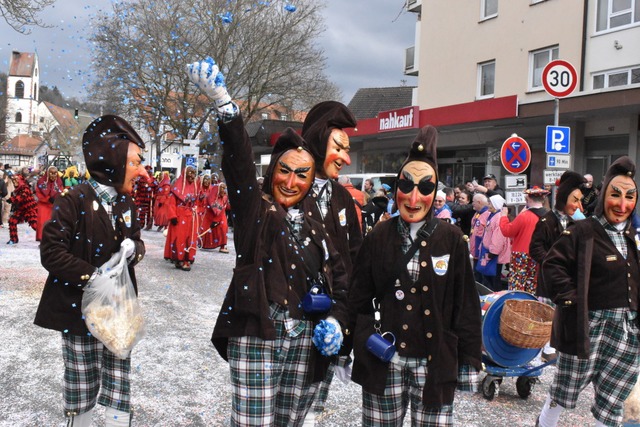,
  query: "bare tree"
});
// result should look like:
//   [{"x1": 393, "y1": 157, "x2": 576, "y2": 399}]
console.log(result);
[
  {"x1": 0, "y1": 0, "x2": 55, "y2": 34},
  {"x1": 88, "y1": 0, "x2": 340, "y2": 170}
]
